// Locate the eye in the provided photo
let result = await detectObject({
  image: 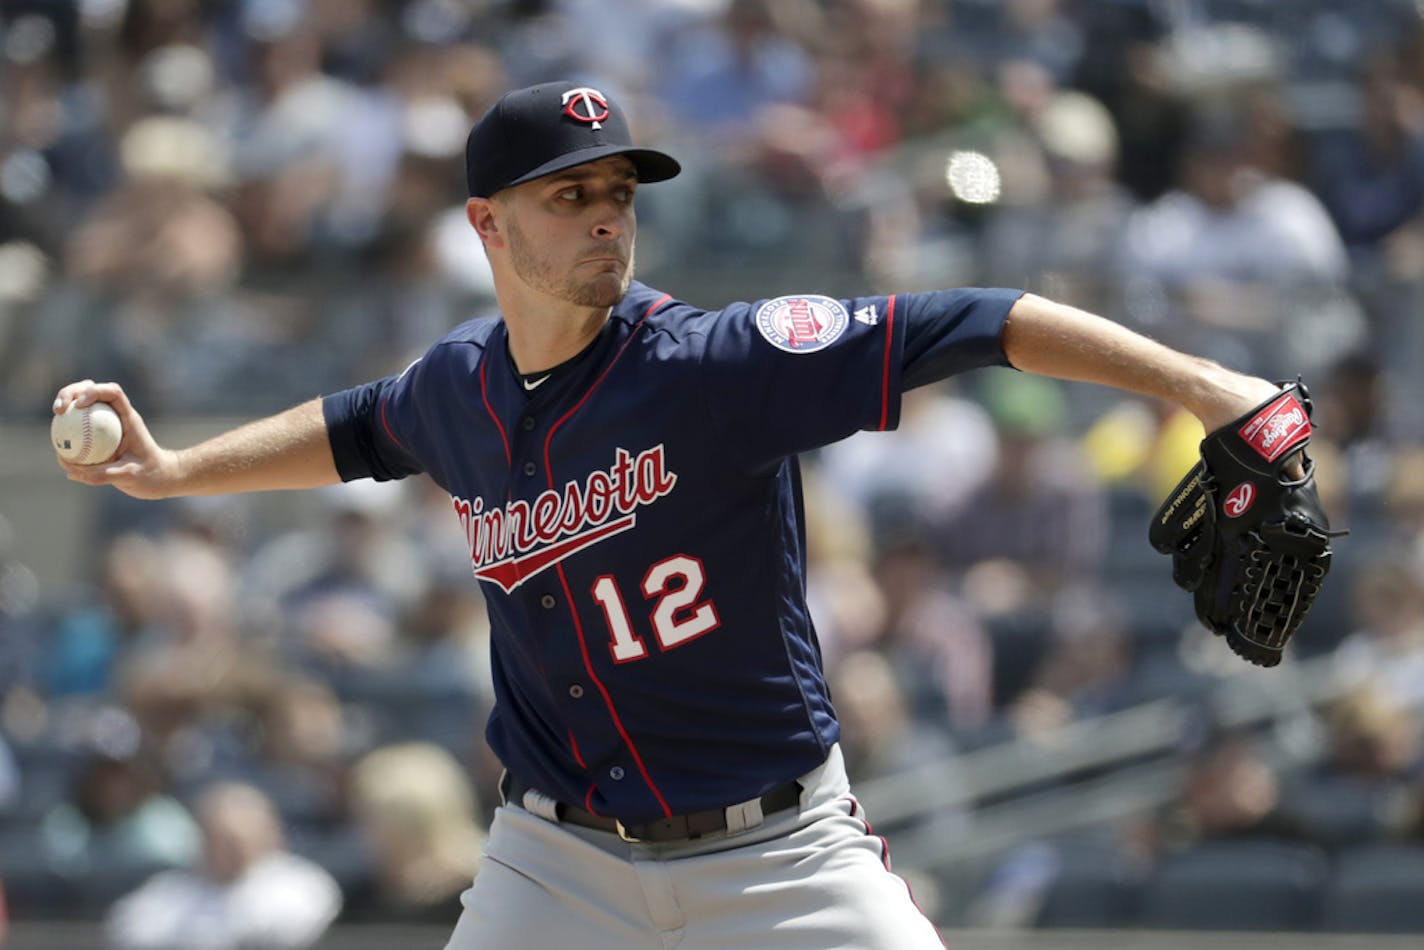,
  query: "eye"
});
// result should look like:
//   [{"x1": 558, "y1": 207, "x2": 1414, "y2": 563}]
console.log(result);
[{"x1": 558, "y1": 186, "x2": 583, "y2": 202}]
